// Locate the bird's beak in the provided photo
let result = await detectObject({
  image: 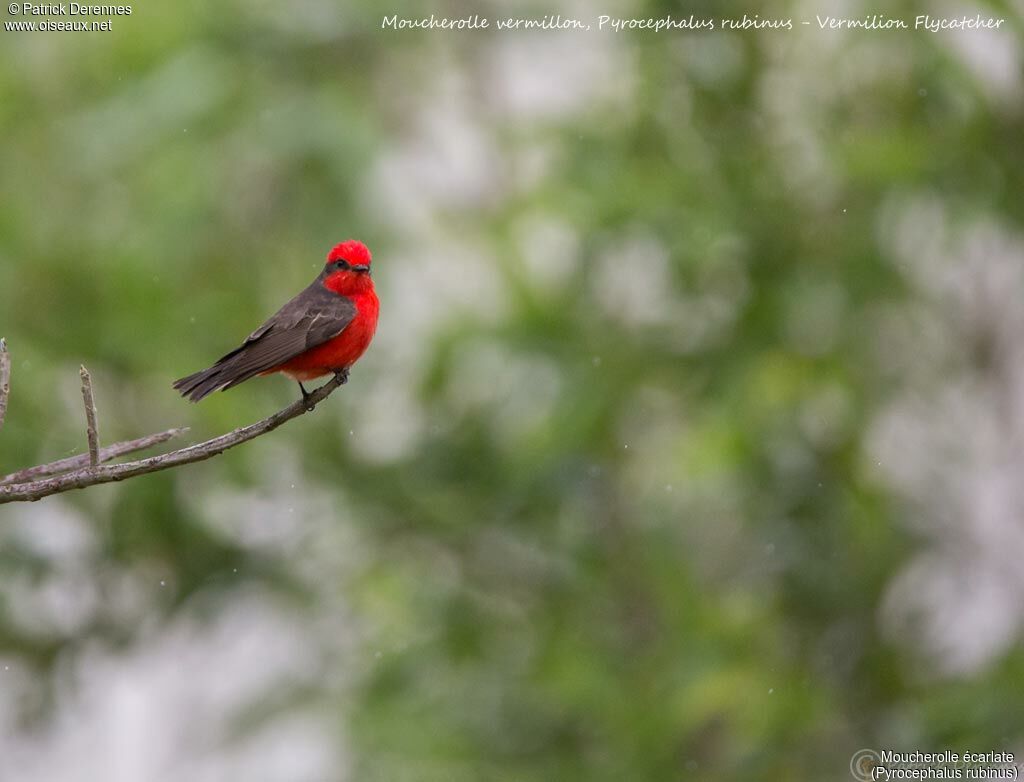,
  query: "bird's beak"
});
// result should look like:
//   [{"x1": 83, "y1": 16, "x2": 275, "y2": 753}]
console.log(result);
[{"x1": 352, "y1": 265, "x2": 371, "y2": 275}]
